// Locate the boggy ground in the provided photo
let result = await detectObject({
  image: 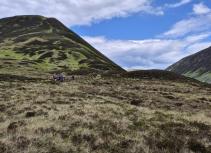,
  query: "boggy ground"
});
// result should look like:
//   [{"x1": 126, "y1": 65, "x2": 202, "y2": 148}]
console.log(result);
[{"x1": 1, "y1": 74, "x2": 211, "y2": 153}]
